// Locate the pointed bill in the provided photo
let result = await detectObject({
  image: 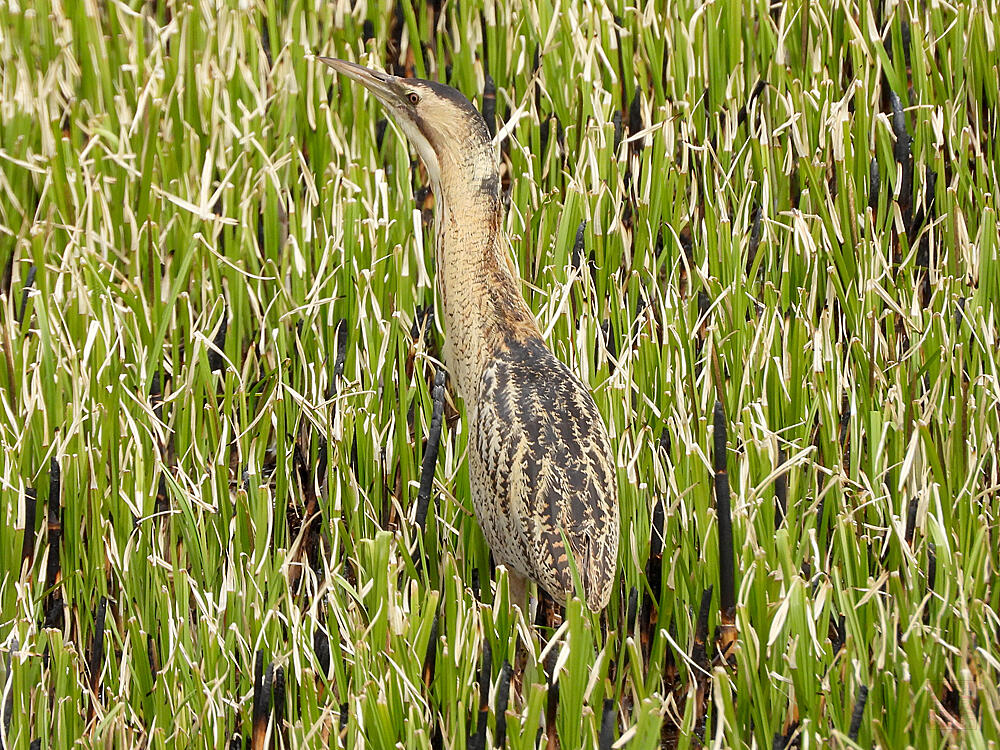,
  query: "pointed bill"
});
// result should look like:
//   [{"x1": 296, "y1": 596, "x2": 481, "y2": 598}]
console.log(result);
[{"x1": 316, "y1": 57, "x2": 400, "y2": 106}]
